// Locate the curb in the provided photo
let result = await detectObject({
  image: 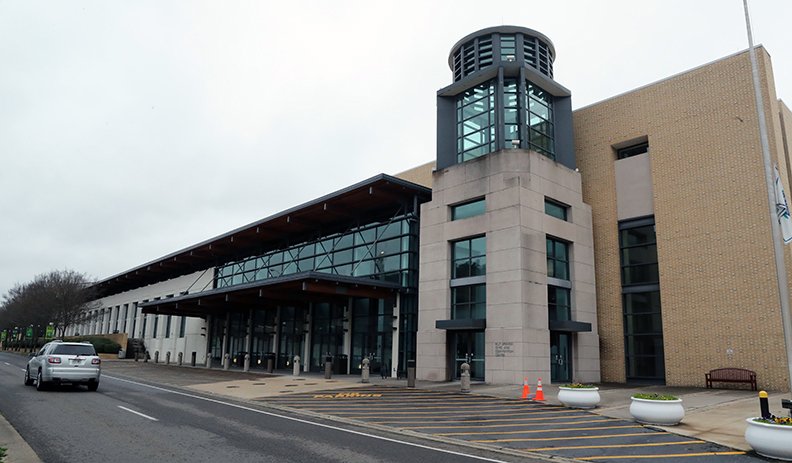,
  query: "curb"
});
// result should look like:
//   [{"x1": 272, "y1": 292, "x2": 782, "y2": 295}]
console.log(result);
[{"x1": 0, "y1": 412, "x2": 41, "y2": 463}]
